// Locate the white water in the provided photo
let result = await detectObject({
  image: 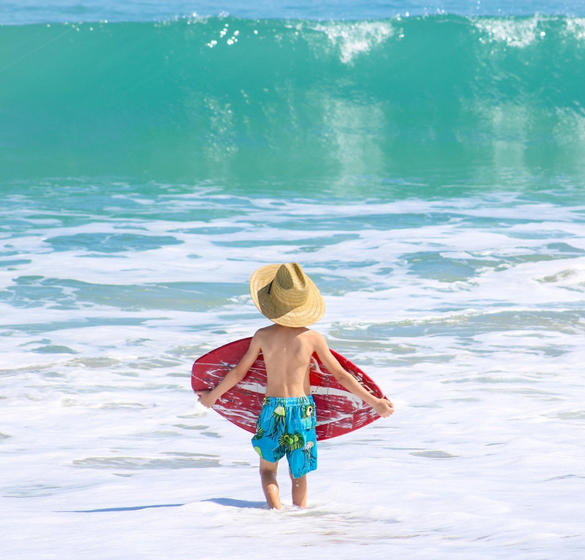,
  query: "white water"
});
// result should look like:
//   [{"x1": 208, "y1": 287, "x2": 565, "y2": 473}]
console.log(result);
[{"x1": 2, "y1": 188, "x2": 585, "y2": 558}]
